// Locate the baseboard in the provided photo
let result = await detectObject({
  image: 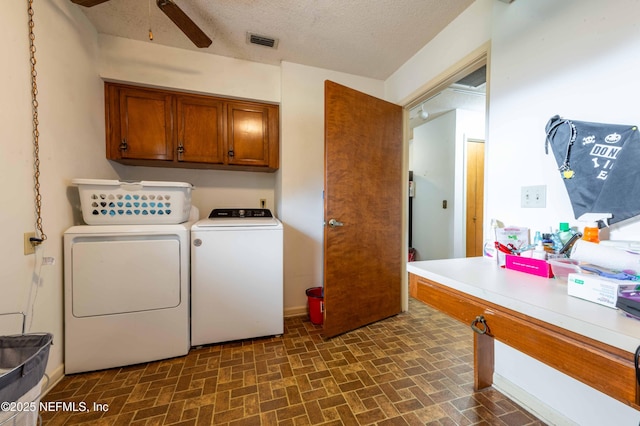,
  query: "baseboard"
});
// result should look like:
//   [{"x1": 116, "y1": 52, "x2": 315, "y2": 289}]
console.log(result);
[
  {"x1": 493, "y1": 374, "x2": 578, "y2": 426},
  {"x1": 41, "y1": 363, "x2": 65, "y2": 398},
  {"x1": 284, "y1": 305, "x2": 307, "y2": 318}
]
